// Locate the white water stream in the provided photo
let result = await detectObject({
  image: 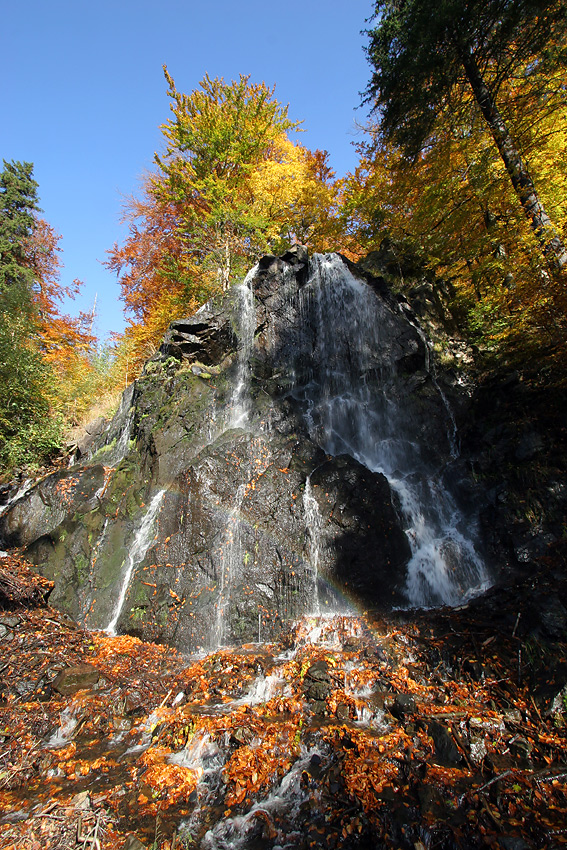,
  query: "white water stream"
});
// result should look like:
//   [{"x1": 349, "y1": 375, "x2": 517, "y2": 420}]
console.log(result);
[
  {"x1": 106, "y1": 489, "x2": 166, "y2": 635},
  {"x1": 212, "y1": 270, "x2": 257, "y2": 646},
  {"x1": 302, "y1": 476, "x2": 322, "y2": 614},
  {"x1": 228, "y1": 271, "x2": 256, "y2": 431},
  {"x1": 214, "y1": 483, "x2": 246, "y2": 647}
]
